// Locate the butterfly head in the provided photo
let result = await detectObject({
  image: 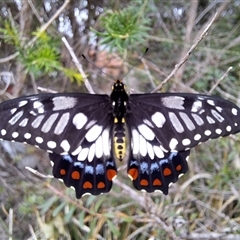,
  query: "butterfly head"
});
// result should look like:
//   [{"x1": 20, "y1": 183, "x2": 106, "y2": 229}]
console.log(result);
[{"x1": 112, "y1": 80, "x2": 126, "y2": 92}]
